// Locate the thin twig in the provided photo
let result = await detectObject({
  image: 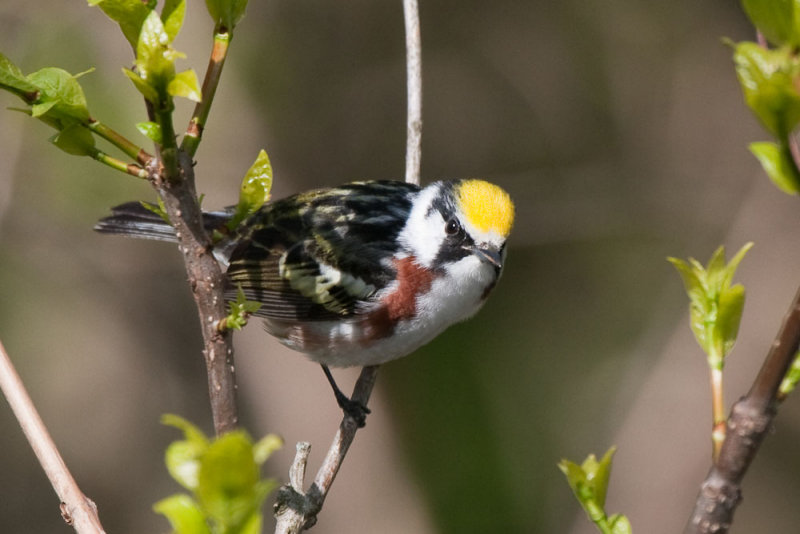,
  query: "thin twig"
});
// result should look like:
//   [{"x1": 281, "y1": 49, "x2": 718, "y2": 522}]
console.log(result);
[
  {"x1": 709, "y1": 367, "x2": 725, "y2": 462},
  {"x1": 289, "y1": 442, "x2": 311, "y2": 492},
  {"x1": 273, "y1": 367, "x2": 380, "y2": 532},
  {"x1": 403, "y1": 0, "x2": 423, "y2": 185},
  {"x1": 90, "y1": 148, "x2": 147, "y2": 178},
  {"x1": 0, "y1": 339, "x2": 106, "y2": 533},
  {"x1": 685, "y1": 288, "x2": 800, "y2": 533},
  {"x1": 181, "y1": 28, "x2": 231, "y2": 158},
  {"x1": 87, "y1": 119, "x2": 151, "y2": 164},
  {"x1": 309, "y1": 366, "x2": 380, "y2": 497}
]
